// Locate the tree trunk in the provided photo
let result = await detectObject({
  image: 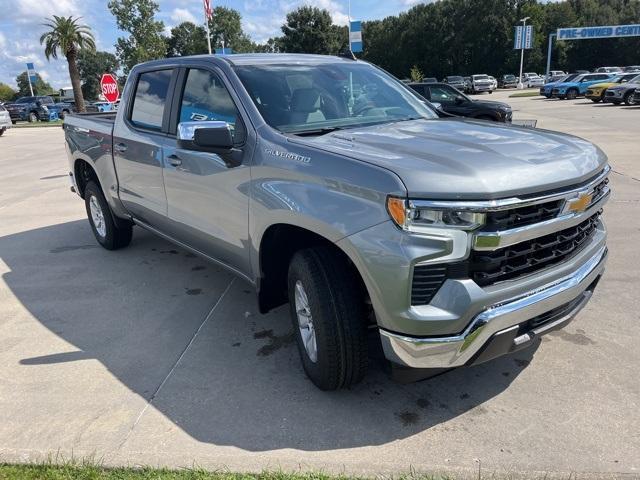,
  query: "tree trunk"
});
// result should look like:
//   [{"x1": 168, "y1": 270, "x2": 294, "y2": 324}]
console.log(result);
[{"x1": 66, "y1": 51, "x2": 86, "y2": 113}]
